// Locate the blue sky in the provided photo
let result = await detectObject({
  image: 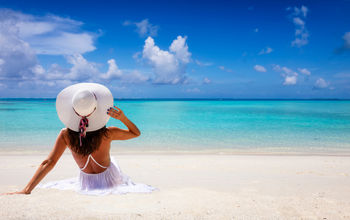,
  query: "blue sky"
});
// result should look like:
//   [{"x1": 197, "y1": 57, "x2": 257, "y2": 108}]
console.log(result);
[{"x1": 0, "y1": 0, "x2": 349, "y2": 98}]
